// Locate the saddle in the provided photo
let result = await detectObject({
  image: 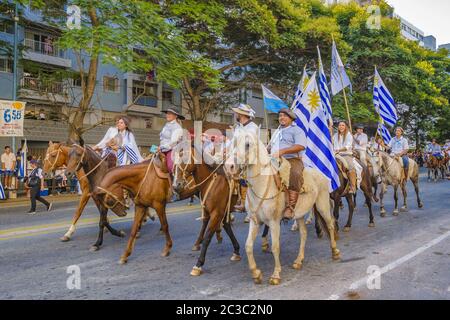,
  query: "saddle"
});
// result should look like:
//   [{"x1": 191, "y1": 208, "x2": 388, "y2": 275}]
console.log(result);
[
  {"x1": 271, "y1": 157, "x2": 291, "y2": 190},
  {"x1": 152, "y1": 153, "x2": 173, "y2": 200}
]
